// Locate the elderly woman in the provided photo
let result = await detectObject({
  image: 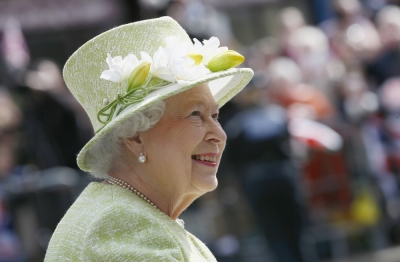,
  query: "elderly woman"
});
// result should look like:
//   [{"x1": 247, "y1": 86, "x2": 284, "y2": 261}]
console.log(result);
[{"x1": 44, "y1": 17, "x2": 253, "y2": 261}]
